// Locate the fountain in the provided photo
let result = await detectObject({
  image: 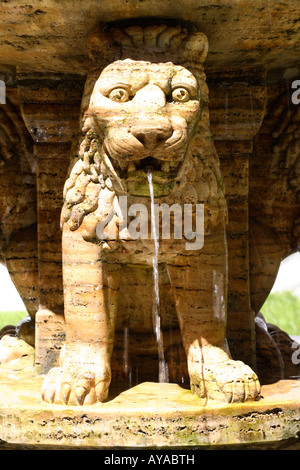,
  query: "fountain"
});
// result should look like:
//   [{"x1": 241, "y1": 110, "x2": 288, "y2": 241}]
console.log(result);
[
  {"x1": 147, "y1": 169, "x2": 169, "y2": 384},
  {"x1": 0, "y1": 3, "x2": 299, "y2": 451}
]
